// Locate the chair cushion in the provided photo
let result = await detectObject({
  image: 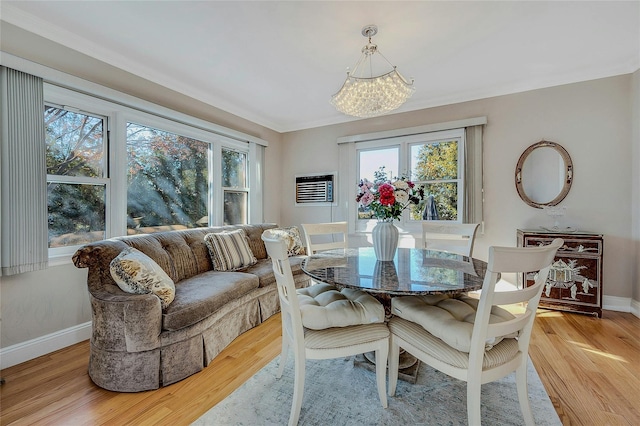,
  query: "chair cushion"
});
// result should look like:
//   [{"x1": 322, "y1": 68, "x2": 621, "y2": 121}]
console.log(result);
[
  {"x1": 388, "y1": 317, "x2": 519, "y2": 369},
  {"x1": 204, "y1": 229, "x2": 257, "y2": 271},
  {"x1": 391, "y1": 294, "x2": 516, "y2": 353},
  {"x1": 305, "y1": 323, "x2": 389, "y2": 350},
  {"x1": 297, "y1": 283, "x2": 385, "y2": 330},
  {"x1": 110, "y1": 247, "x2": 175, "y2": 309}
]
